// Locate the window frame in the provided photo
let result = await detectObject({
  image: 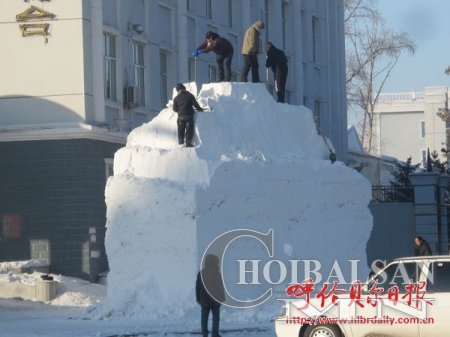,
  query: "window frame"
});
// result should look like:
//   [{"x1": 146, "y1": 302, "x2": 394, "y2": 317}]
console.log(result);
[
  {"x1": 131, "y1": 41, "x2": 145, "y2": 107},
  {"x1": 420, "y1": 120, "x2": 426, "y2": 138},
  {"x1": 160, "y1": 51, "x2": 169, "y2": 109},
  {"x1": 104, "y1": 33, "x2": 117, "y2": 101}
]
